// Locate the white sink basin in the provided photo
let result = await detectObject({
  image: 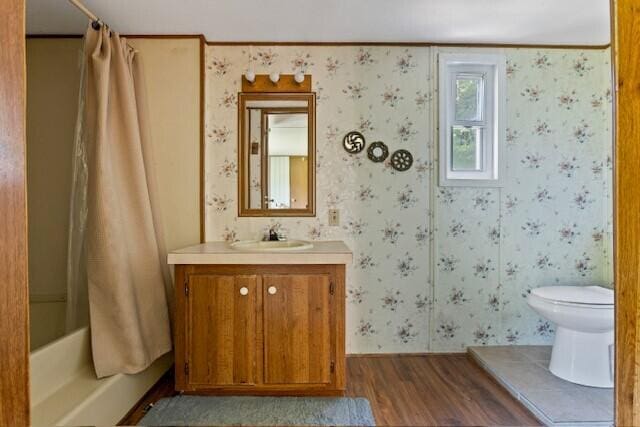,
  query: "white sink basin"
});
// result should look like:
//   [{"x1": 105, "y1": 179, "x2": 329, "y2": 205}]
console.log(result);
[{"x1": 229, "y1": 240, "x2": 314, "y2": 251}]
